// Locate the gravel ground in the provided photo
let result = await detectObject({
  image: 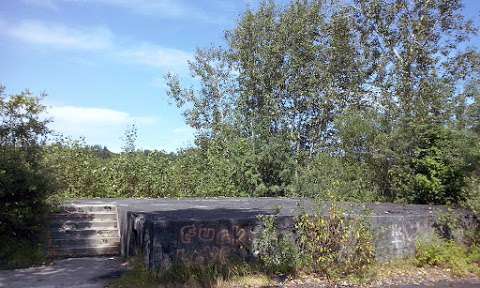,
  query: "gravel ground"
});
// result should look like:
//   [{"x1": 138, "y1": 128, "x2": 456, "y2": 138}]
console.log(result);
[
  {"x1": 0, "y1": 257, "x2": 126, "y2": 288},
  {"x1": 282, "y1": 279, "x2": 480, "y2": 287},
  {"x1": 281, "y1": 267, "x2": 480, "y2": 288},
  {"x1": 0, "y1": 257, "x2": 478, "y2": 288}
]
